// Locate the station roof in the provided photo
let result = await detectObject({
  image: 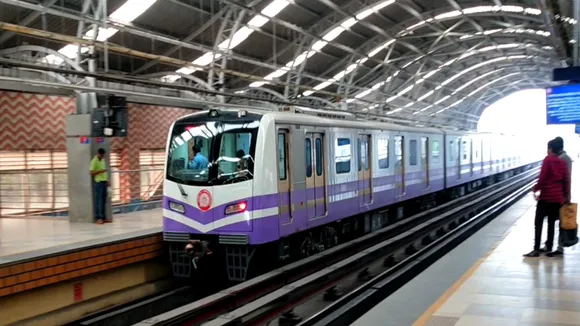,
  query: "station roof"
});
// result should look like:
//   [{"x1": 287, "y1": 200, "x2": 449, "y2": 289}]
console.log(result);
[{"x1": 0, "y1": 0, "x2": 573, "y2": 129}]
